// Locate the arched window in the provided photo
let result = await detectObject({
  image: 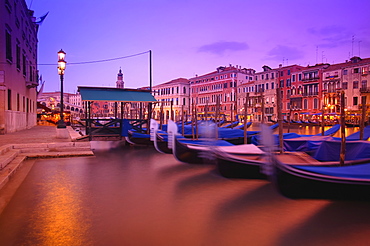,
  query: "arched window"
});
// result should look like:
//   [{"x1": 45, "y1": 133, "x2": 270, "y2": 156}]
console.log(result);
[{"x1": 313, "y1": 98, "x2": 318, "y2": 109}]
